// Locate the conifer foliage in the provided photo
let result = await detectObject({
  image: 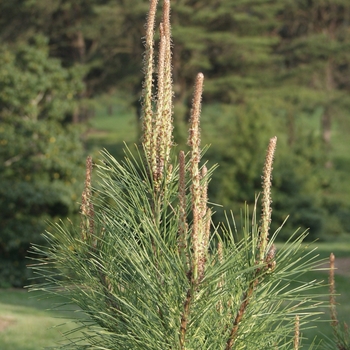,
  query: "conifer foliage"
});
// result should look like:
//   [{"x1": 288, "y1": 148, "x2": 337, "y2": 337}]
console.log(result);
[{"x1": 30, "y1": 1, "x2": 325, "y2": 348}]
